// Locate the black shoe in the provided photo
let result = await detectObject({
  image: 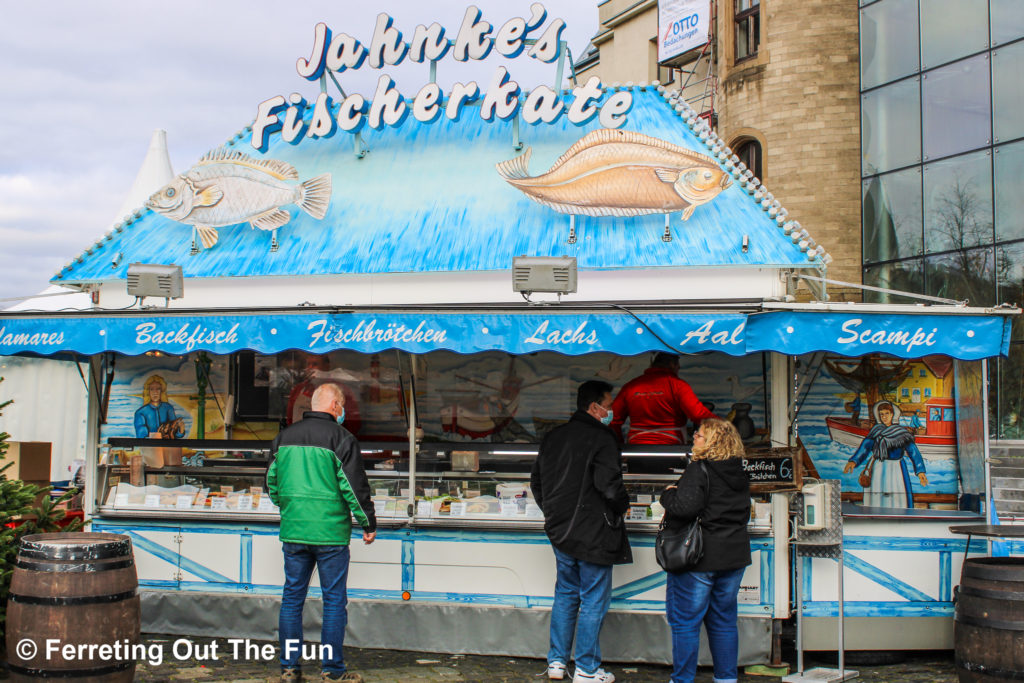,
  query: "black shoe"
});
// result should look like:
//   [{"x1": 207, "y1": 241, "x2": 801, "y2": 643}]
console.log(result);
[{"x1": 321, "y1": 672, "x2": 363, "y2": 682}]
